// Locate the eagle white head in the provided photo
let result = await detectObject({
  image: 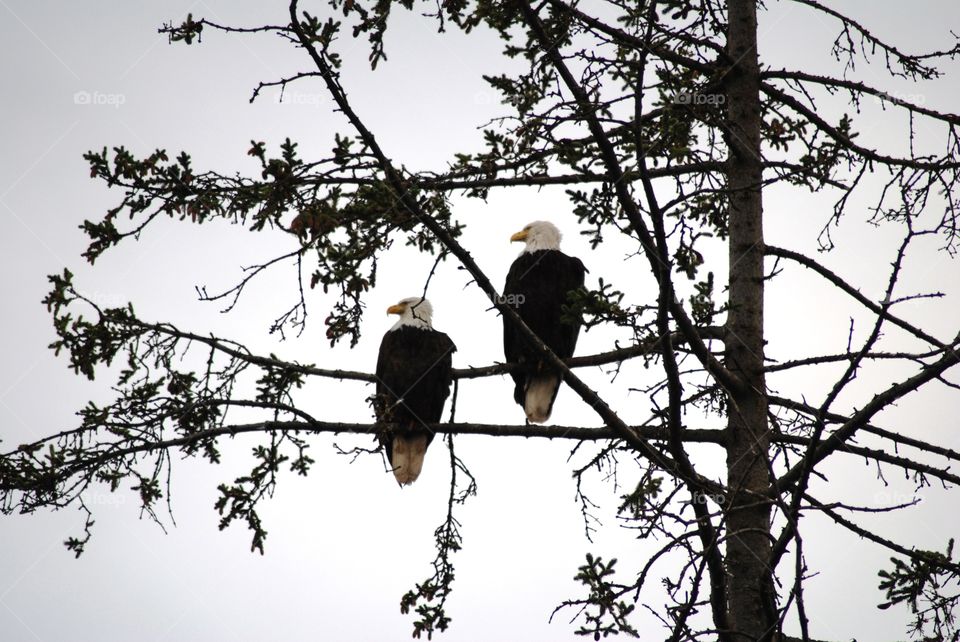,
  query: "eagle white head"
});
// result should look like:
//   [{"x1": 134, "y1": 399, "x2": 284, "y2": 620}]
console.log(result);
[
  {"x1": 387, "y1": 297, "x2": 434, "y2": 330},
  {"x1": 510, "y1": 220, "x2": 562, "y2": 253}
]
